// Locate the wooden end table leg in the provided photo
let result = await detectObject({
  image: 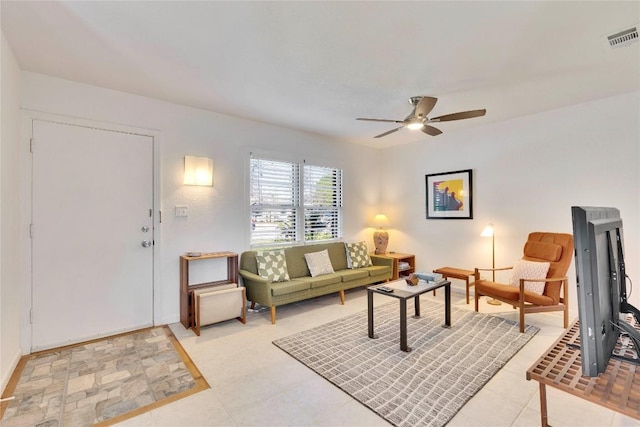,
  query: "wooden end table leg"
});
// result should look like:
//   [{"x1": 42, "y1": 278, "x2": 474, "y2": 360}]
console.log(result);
[
  {"x1": 539, "y1": 382, "x2": 549, "y2": 427},
  {"x1": 465, "y1": 277, "x2": 470, "y2": 305}
]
